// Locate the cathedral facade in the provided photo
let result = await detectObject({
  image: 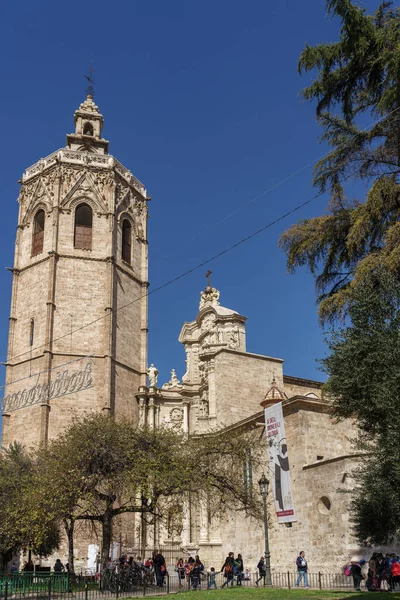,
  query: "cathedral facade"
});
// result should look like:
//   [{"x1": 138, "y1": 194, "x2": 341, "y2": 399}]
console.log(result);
[{"x1": 2, "y1": 95, "x2": 364, "y2": 573}]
